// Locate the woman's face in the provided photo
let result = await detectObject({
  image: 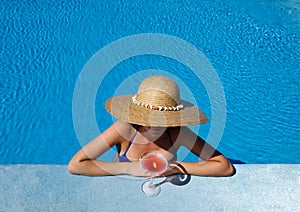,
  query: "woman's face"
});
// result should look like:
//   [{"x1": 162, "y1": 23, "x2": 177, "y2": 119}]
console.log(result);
[
  {"x1": 135, "y1": 125, "x2": 167, "y2": 141},
  {"x1": 132, "y1": 124, "x2": 167, "y2": 141}
]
